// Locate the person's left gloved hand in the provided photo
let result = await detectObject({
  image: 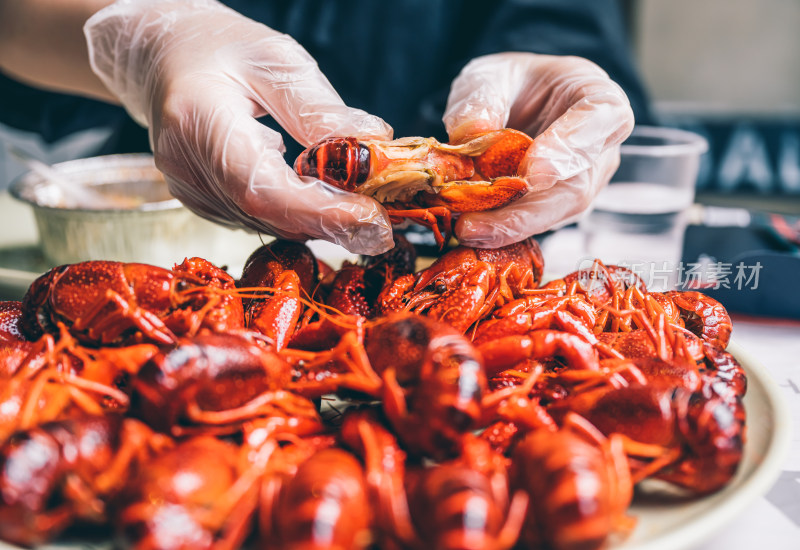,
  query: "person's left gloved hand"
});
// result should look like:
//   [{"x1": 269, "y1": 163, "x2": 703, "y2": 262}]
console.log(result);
[{"x1": 443, "y1": 53, "x2": 635, "y2": 248}]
